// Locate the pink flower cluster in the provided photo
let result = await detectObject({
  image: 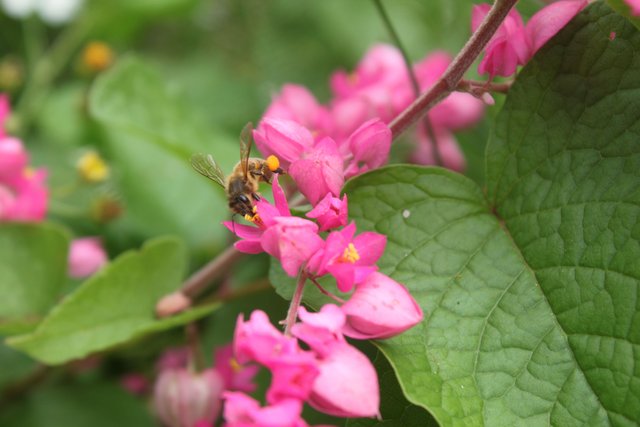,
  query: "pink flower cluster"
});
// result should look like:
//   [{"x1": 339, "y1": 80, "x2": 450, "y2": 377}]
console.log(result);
[
  {"x1": 258, "y1": 44, "x2": 485, "y2": 173},
  {"x1": 224, "y1": 306, "x2": 379, "y2": 426},
  {"x1": 0, "y1": 94, "x2": 48, "y2": 222},
  {"x1": 223, "y1": 174, "x2": 422, "y2": 424},
  {"x1": 473, "y1": 0, "x2": 587, "y2": 77}
]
